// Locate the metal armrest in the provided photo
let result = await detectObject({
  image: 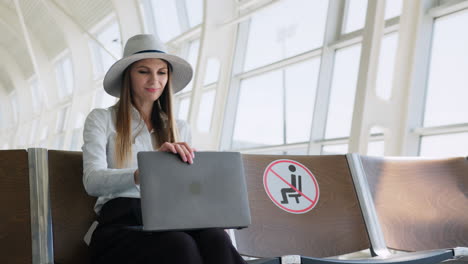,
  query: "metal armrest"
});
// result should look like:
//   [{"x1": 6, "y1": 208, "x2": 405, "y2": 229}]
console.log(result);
[
  {"x1": 301, "y1": 249, "x2": 454, "y2": 264},
  {"x1": 245, "y1": 248, "x2": 463, "y2": 264},
  {"x1": 246, "y1": 257, "x2": 281, "y2": 264}
]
